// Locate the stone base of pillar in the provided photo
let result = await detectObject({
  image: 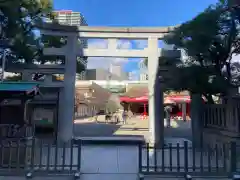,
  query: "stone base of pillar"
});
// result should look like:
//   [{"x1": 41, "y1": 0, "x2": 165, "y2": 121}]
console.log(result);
[
  {"x1": 57, "y1": 88, "x2": 74, "y2": 142},
  {"x1": 149, "y1": 133, "x2": 164, "y2": 147}
]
